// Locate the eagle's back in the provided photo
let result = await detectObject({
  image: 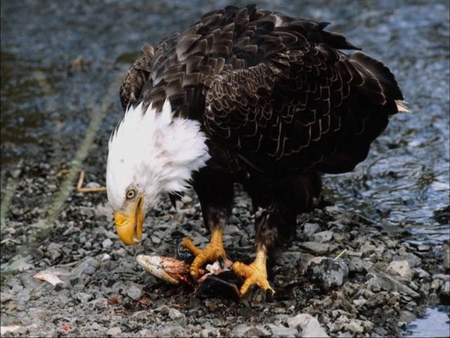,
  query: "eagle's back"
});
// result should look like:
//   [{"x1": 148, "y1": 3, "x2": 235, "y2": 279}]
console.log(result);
[{"x1": 120, "y1": 4, "x2": 404, "y2": 175}]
